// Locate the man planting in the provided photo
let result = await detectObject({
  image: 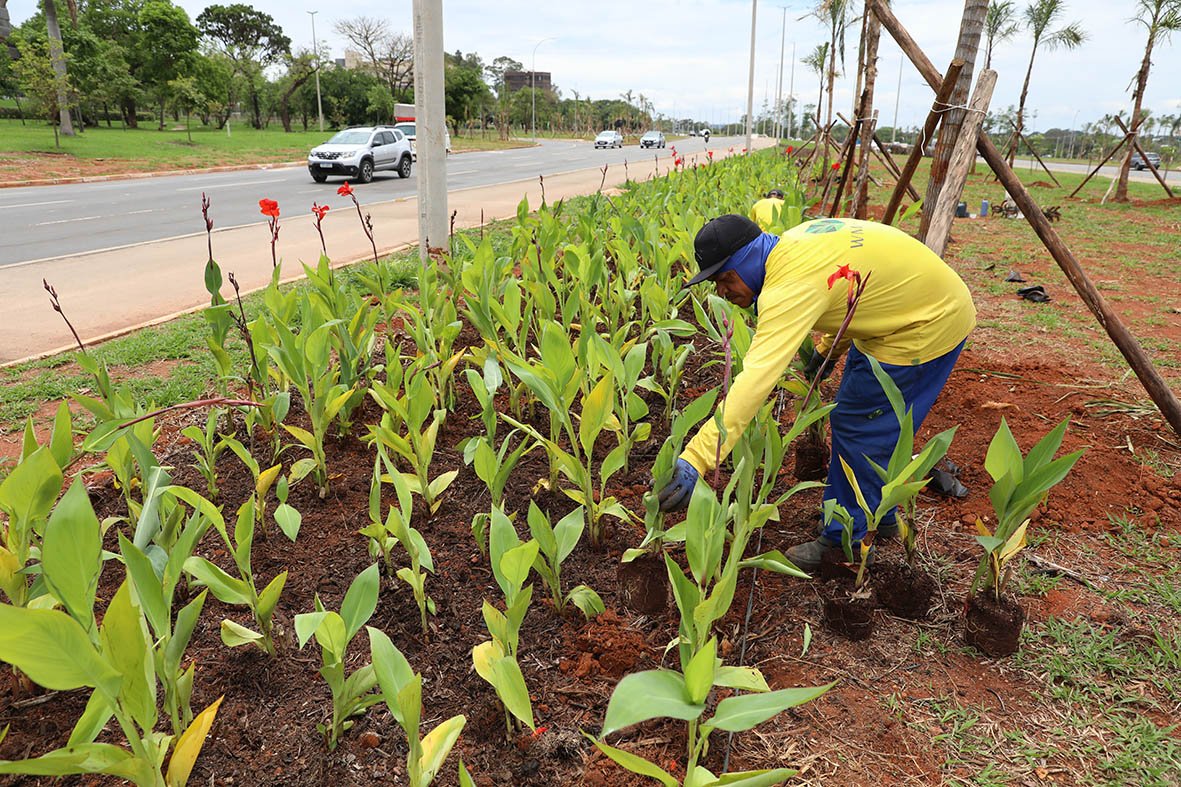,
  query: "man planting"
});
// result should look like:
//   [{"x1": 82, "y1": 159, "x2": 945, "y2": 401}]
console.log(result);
[
  {"x1": 750, "y1": 189, "x2": 786, "y2": 231},
  {"x1": 654, "y1": 214, "x2": 976, "y2": 570}
]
